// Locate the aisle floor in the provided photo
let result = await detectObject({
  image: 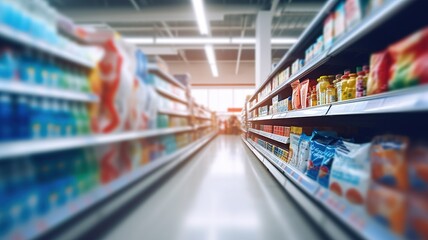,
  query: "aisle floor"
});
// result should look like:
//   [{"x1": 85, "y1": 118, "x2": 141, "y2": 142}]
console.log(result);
[{"x1": 102, "y1": 135, "x2": 319, "y2": 240}]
